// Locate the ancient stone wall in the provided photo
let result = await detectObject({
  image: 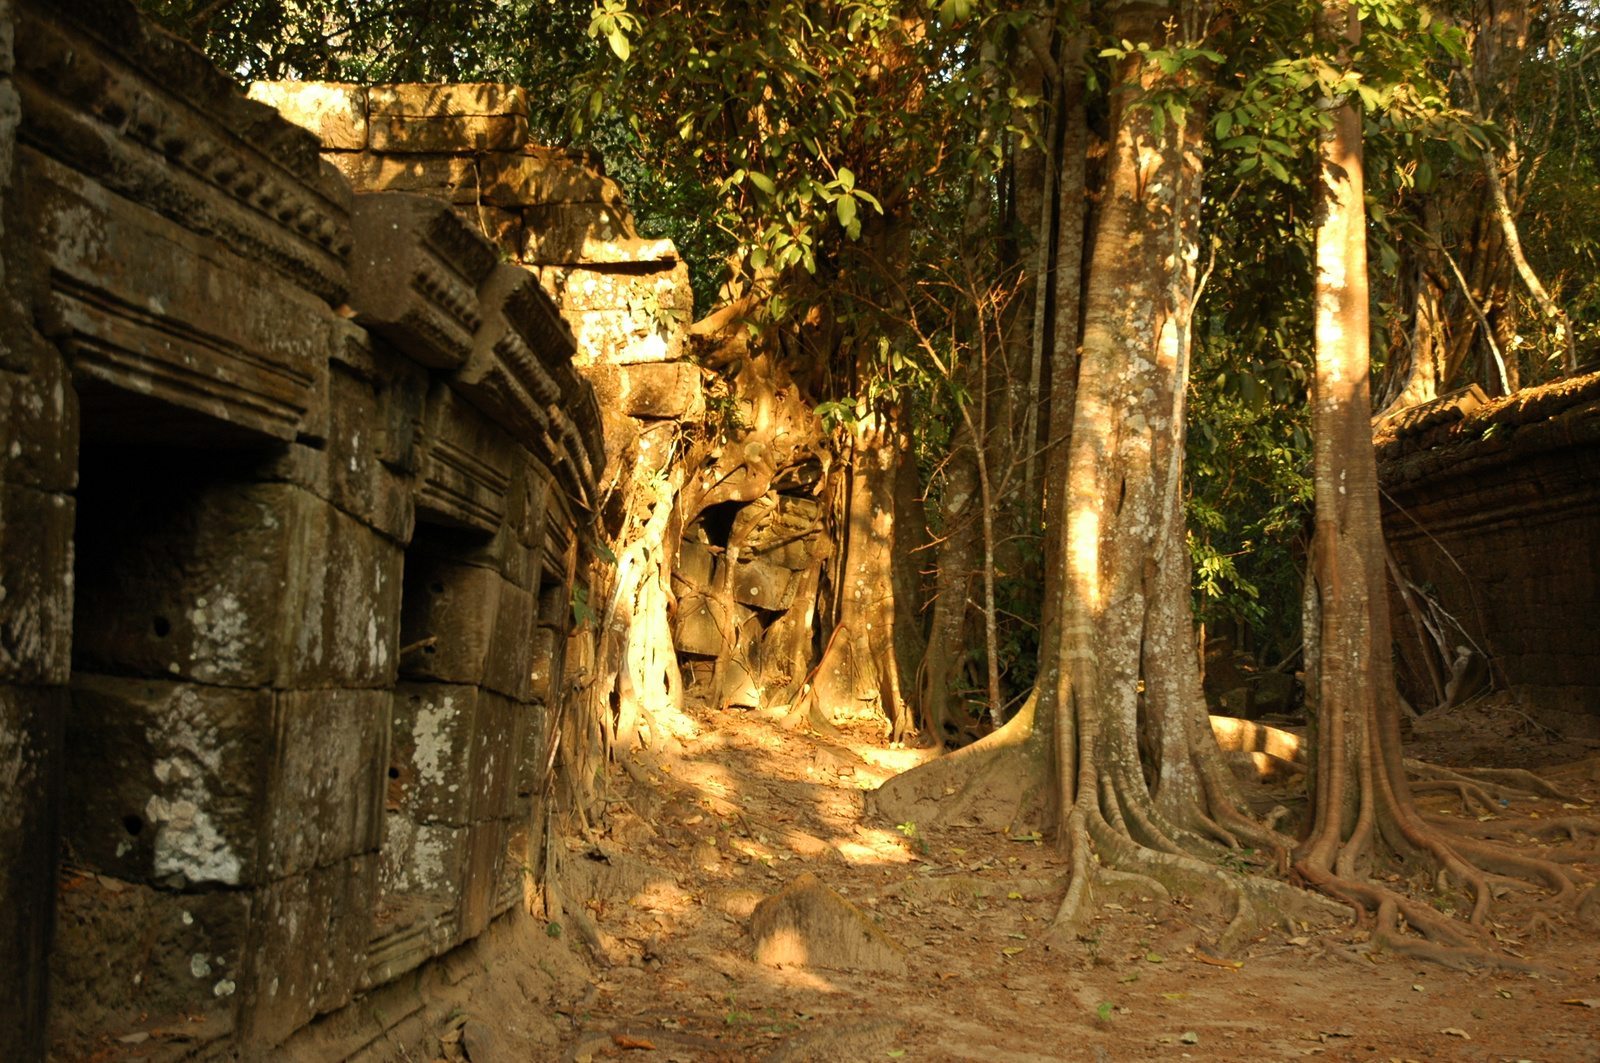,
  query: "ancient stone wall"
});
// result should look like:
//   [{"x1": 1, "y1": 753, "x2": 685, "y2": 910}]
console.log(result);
[
  {"x1": 1378, "y1": 371, "x2": 1600, "y2": 738},
  {"x1": 1, "y1": 1, "x2": 608, "y2": 1057},
  {"x1": 246, "y1": 80, "x2": 702, "y2": 434}
]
